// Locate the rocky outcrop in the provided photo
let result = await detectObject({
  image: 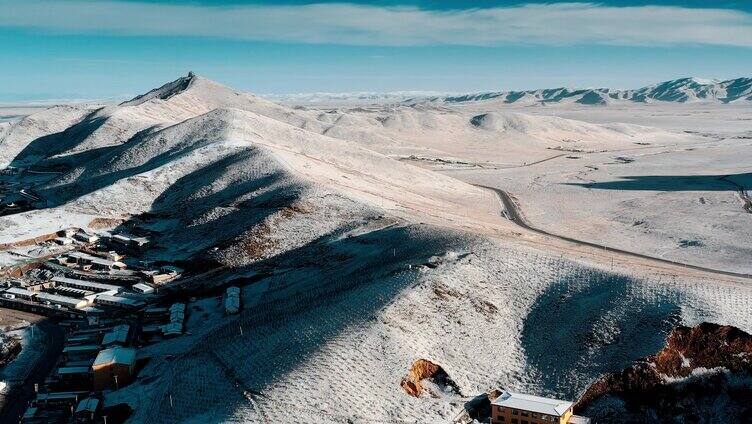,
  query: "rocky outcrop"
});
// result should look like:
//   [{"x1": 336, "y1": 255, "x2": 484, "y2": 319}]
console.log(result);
[
  {"x1": 400, "y1": 359, "x2": 460, "y2": 398},
  {"x1": 576, "y1": 322, "x2": 752, "y2": 422},
  {"x1": 0, "y1": 334, "x2": 21, "y2": 367}
]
